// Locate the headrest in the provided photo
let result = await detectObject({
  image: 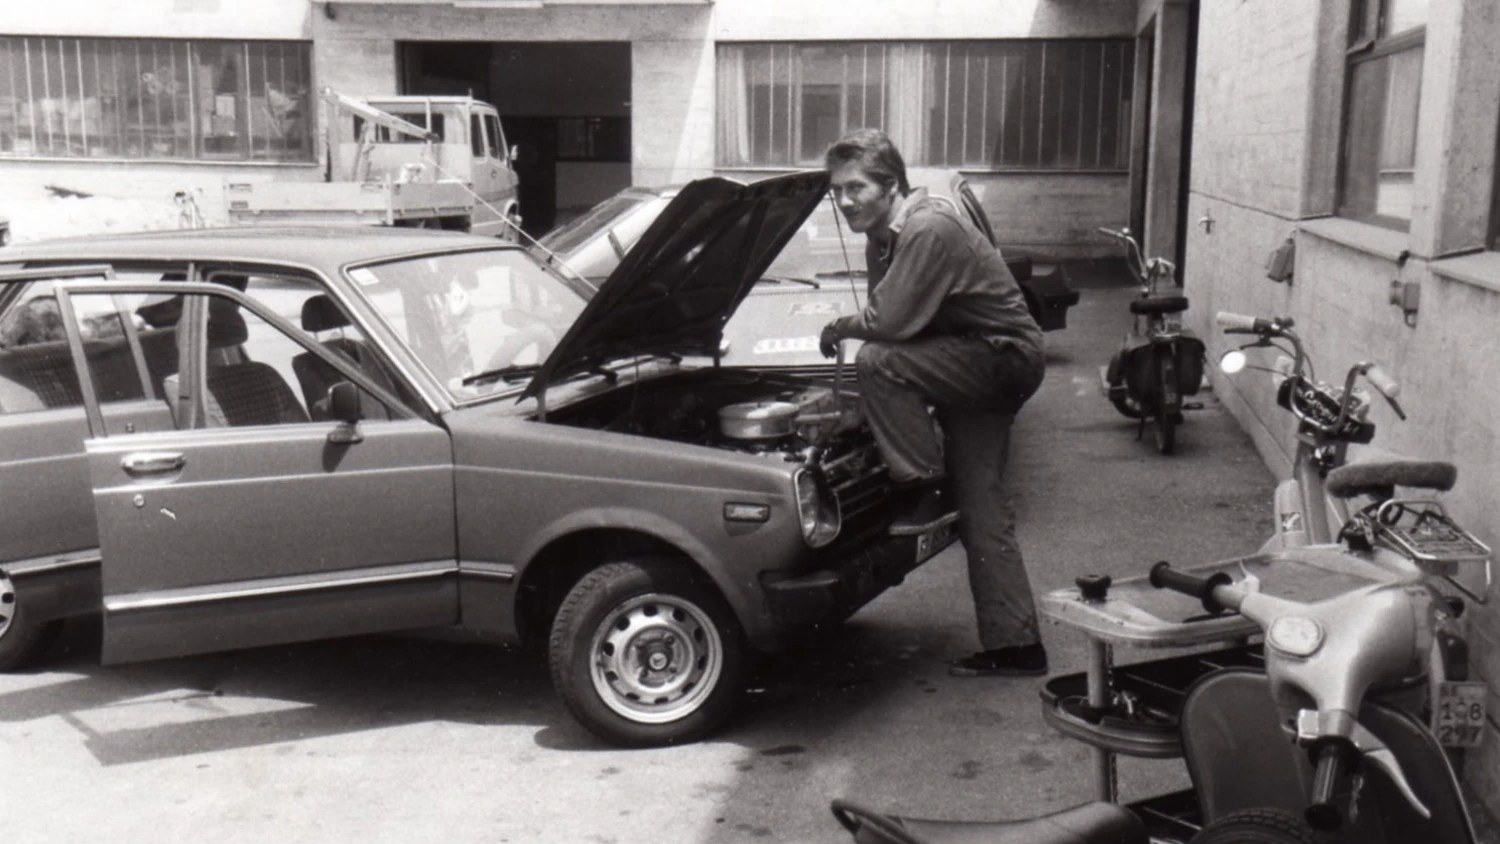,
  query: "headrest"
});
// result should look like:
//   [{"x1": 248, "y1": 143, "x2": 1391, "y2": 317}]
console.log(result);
[
  {"x1": 1325, "y1": 460, "x2": 1457, "y2": 499},
  {"x1": 136, "y1": 295, "x2": 183, "y2": 328},
  {"x1": 301, "y1": 295, "x2": 351, "y2": 332},
  {"x1": 206, "y1": 298, "x2": 248, "y2": 348}
]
